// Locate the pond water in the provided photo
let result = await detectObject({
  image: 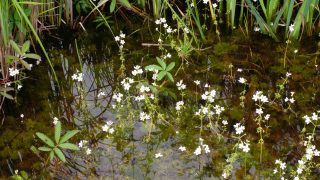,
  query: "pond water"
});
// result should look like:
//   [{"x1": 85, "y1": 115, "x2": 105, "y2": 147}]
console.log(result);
[{"x1": 1, "y1": 27, "x2": 320, "y2": 179}]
